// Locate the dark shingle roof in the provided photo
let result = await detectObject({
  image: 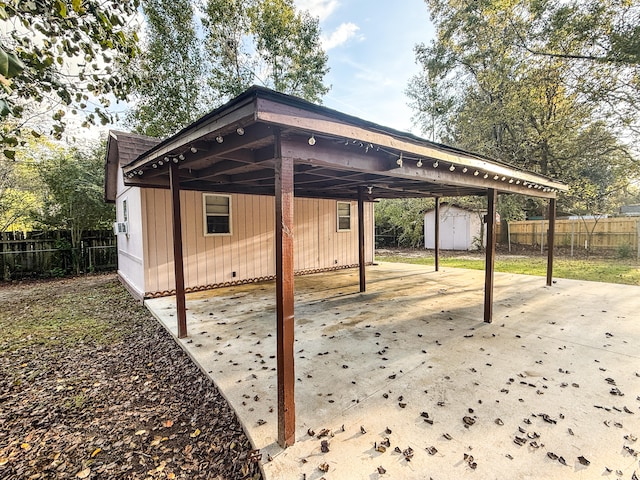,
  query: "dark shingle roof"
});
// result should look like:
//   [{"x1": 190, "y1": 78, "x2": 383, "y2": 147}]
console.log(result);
[{"x1": 104, "y1": 130, "x2": 161, "y2": 202}]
